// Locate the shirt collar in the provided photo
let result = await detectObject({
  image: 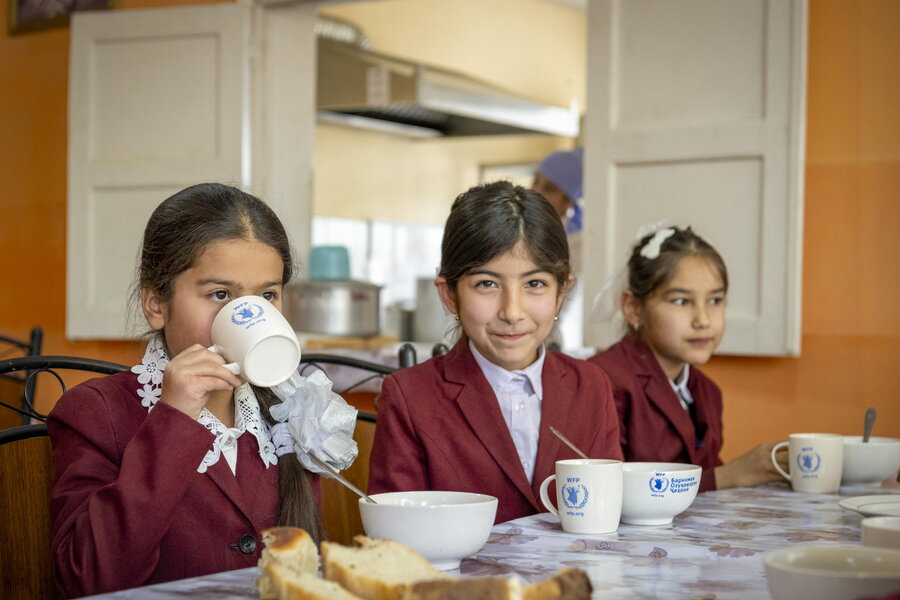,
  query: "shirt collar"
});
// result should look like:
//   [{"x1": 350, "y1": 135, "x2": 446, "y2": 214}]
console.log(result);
[
  {"x1": 669, "y1": 364, "x2": 693, "y2": 405},
  {"x1": 468, "y1": 339, "x2": 545, "y2": 399},
  {"x1": 132, "y1": 336, "x2": 277, "y2": 472}
]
